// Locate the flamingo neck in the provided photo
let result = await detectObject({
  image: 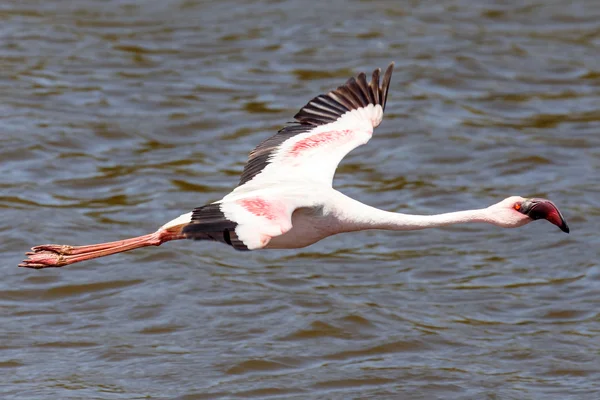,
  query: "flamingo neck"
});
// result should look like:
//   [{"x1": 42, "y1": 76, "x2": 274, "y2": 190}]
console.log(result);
[
  {"x1": 332, "y1": 194, "x2": 492, "y2": 232},
  {"x1": 357, "y1": 208, "x2": 490, "y2": 231}
]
